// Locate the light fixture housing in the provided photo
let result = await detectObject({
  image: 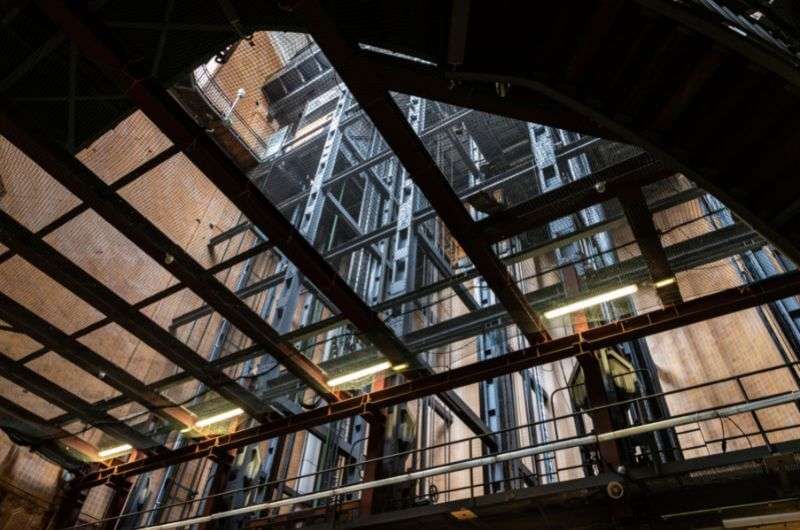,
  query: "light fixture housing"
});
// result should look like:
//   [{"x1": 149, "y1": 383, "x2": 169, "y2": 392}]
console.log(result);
[
  {"x1": 194, "y1": 407, "x2": 244, "y2": 428},
  {"x1": 98, "y1": 443, "x2": 133, "y2": 459},
  {"x1": 327, "y1": 361, "x2": 392, "y2": 387},
  {"x1": 181, "y1": 407, "x2": 245, "y2": 432},
  {"x1": 653, "y1": 277, "x2": 676, "y2": 288},
  {"x1": 544, "y1": 284, "x2": 639, "y2": 319}
]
